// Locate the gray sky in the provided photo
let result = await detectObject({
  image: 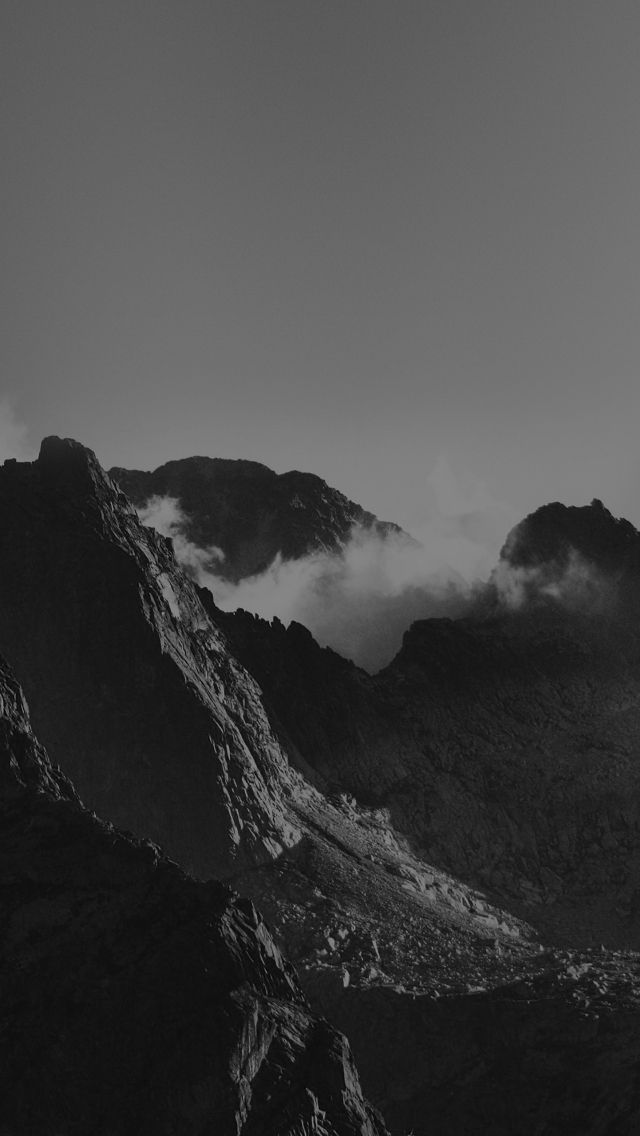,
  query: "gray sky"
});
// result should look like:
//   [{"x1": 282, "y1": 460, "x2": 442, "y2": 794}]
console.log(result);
[{"x1": 3, "y1": 0, "x2": 640, "y2": 534}]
